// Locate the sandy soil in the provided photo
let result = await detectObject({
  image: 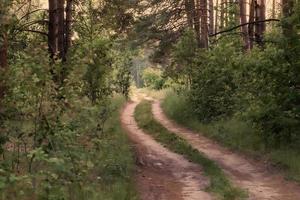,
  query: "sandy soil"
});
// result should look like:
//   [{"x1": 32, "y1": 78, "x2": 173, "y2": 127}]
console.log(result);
[
  {"x1": 152, "y1": 100, "x2": 300, "y2": 200},
  {"x1": 121, "y1": 101, "x2": 213, "y2": 200}
]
